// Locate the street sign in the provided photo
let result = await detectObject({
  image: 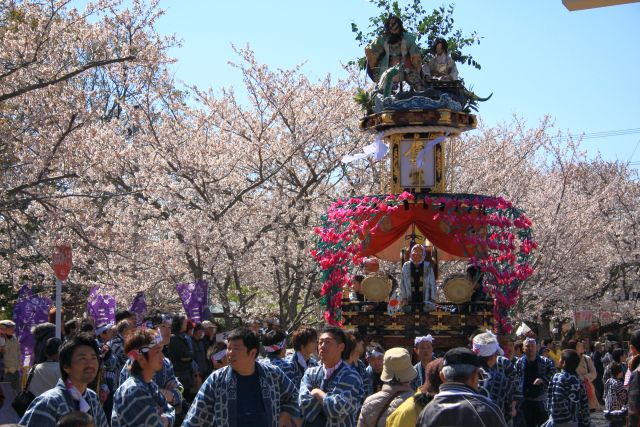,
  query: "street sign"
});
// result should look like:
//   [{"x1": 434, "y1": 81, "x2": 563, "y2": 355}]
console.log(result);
[{"x1": 53, "y1": 245, "x2": 72, "y2": 281}]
